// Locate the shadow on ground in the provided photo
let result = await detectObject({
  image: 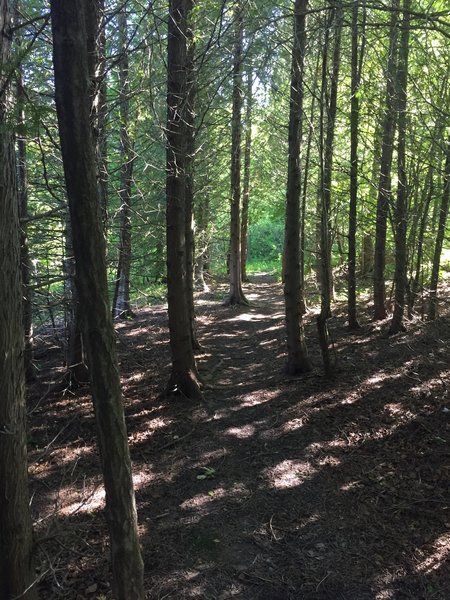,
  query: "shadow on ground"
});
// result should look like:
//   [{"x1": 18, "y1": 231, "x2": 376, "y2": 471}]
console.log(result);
[{"x1": 29, "y1": 274, "x2": 450, "y2": 599}]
